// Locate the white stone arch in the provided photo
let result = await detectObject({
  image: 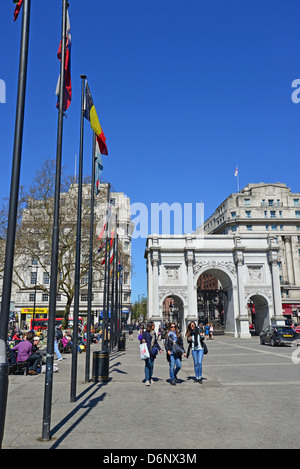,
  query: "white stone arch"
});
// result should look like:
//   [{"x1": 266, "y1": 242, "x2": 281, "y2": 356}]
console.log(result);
[
  {"x1": 159, "y1": 290, "x2": 187, "y2": 332},
  {"x1": 193, "y1": 263, "x2": 236, "y2": 289},
  {"x1": 245, "y1": 290, "x2": 272, "y2": 334},
  {"x1": 193, "y1": 263, "x2": 236, "y2": 335}
]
